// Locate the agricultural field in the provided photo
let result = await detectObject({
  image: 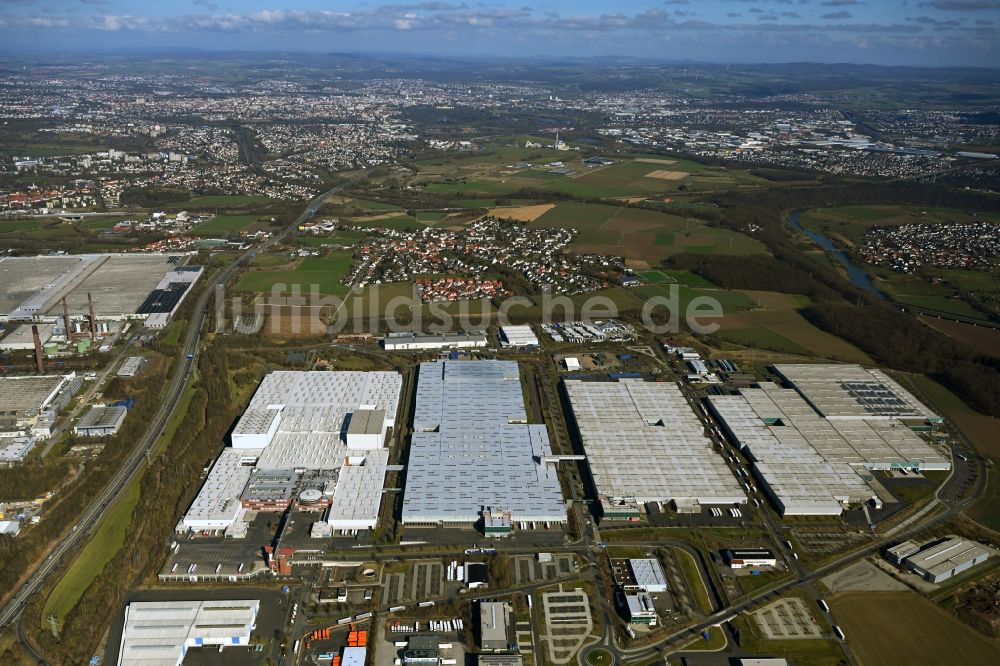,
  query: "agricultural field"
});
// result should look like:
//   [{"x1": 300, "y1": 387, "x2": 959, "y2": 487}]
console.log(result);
[
  {"x1": 639, "y1": 269, "x2": 718, "y2": 288},
  {"x1": 236, "y1": 251, "x2": 353, "y2": 295},
  {"x1": 868, "y1": 267, "x2": 996, "y2": 321},
  {"x1": 164, "y1": 194, "x2": 271, "y2": 209},
  {"x1": 830, "y1": 591, "x2": 1000, "y2": 666},
  {"x1": 530, "y1": 201, "x2": 766, "y2": 261},
  {"x1": 713, "y1": 291, "x2": 873, "y2": 363},
  {"x1": 416, "y1": 148, "x2": 766, "y2": 201},
  {"x1": 920, "y1": 316, "x2": 1000, "y2": 357},
  {"x1": 194, "y1": 214, "x2": 265, "y2": 235},
  {"x1": 632, "y1": 282, "x2": 757, "y2": 316}
]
